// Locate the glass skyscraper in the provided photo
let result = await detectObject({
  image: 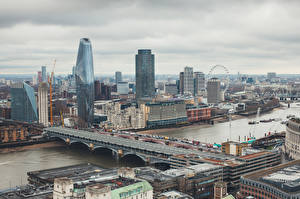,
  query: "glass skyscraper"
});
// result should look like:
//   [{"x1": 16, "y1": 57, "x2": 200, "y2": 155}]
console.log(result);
[
  {"x1": 11, "y1": 82, "x2": 38, "y2": 123},
  {"x1": 75, "y1": 38, "x2": 95, "y2": 127},
  {"x1": 135, "y1": 49, "x2": 155, "y2": 100}
]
